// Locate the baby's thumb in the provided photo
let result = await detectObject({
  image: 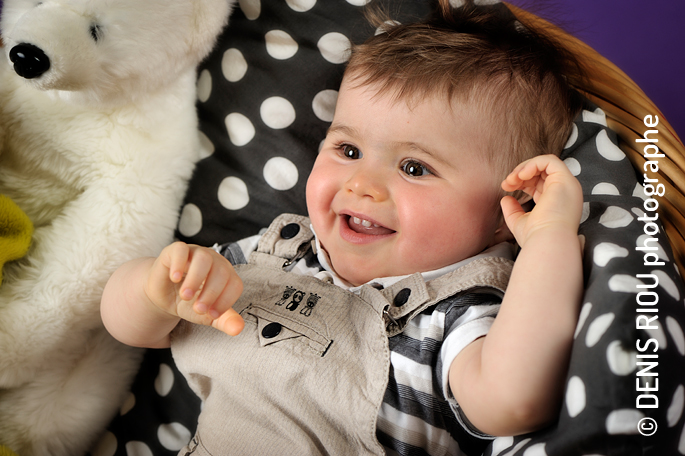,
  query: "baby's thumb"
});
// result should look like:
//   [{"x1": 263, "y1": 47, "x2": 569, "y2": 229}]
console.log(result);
[{"x1": 212, "y1": 308, "x2": 245, "y2": 337}]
